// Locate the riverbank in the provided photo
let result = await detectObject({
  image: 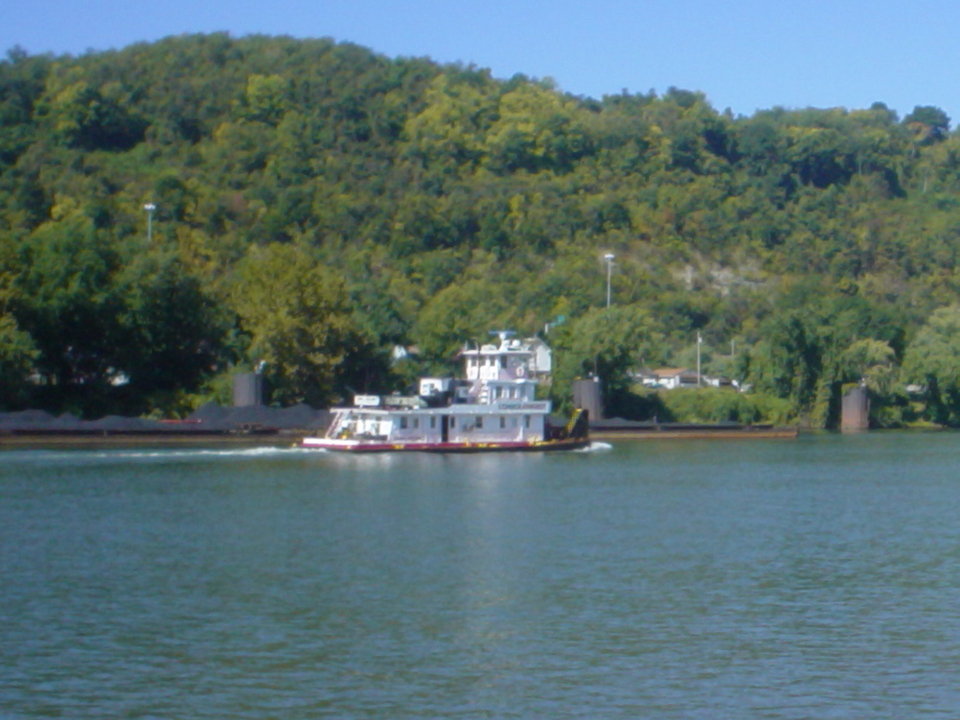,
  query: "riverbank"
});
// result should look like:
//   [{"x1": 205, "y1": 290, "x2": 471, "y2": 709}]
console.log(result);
[
  {"x1": 0, "y1": 403, "x2": 328, "y2": 449},
  {"x1": 0, "y1": 408, "x2": 802, "y2": 449},
  {"x1": 0, "y1": 426, "x2": 799, "y2": 449},
  {"x1": 0, "y1": 404, "x2": 798, "y2": 448},
  {"x1": 589, "y1": 419, "x2": 798, "y2": 439}
]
